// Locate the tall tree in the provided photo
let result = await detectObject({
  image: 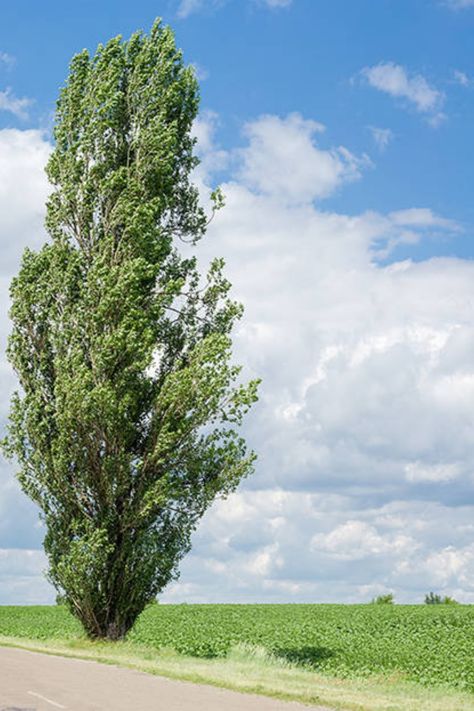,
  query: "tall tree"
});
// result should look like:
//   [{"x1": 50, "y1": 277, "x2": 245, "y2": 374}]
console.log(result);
[{"x1": 3, "y1": 20, "x2": 259, "y2": 640}]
